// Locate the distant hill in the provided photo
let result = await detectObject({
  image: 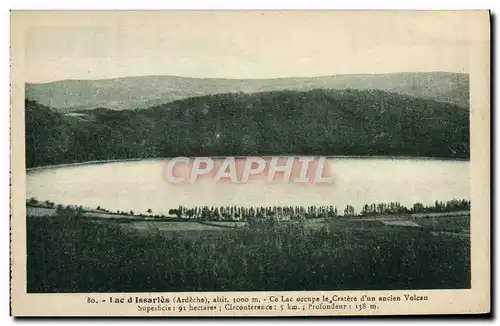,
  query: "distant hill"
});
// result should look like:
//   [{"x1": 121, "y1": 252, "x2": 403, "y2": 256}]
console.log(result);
[
  {"x1": 26, "y1": 72, "x2": 469, "y2": 111},
  {"x1": 25, "y1": 89, "x2": 469, "y2": 168}
]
